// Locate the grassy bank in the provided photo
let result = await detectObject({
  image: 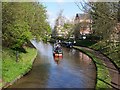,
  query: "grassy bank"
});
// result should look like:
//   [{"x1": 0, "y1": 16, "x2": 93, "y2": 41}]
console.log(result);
[
  {"x1": 90, "y1": 41, "x2": 120, "y2": 70},
  {"x1": 0, "y1": 45, "x2": 2, "y2": 83},
  {"x1": 2, "y1": 47, "x2": 37, "y2": 87},
  {"x1": 73, "y1": 46, "x2": 111, "y2": 89}
]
